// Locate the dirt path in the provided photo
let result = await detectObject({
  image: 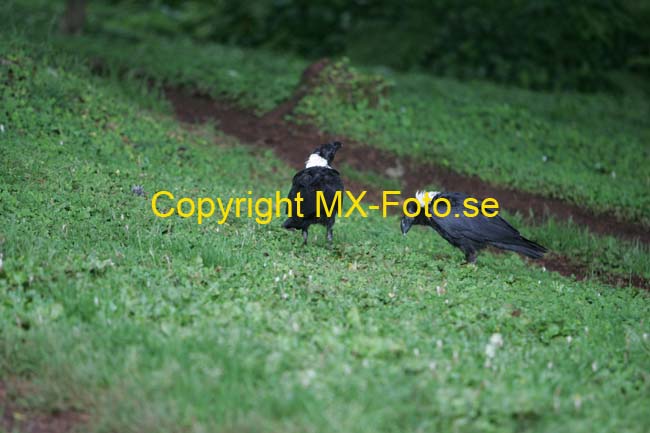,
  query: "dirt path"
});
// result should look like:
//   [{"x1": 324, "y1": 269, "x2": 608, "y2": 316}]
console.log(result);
[
  {"x1": 0, "y1": 381, "x2": 88, "y2": 433},
  {"x1": 163, "y1": 85, "x2": 649, "y2": 291},
  {"x1": 165, "y1": 88, "x2": 649, "y2": 246},
  {"x1": 166, "y1": 88, "x2": 650, "y2": 245}
]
